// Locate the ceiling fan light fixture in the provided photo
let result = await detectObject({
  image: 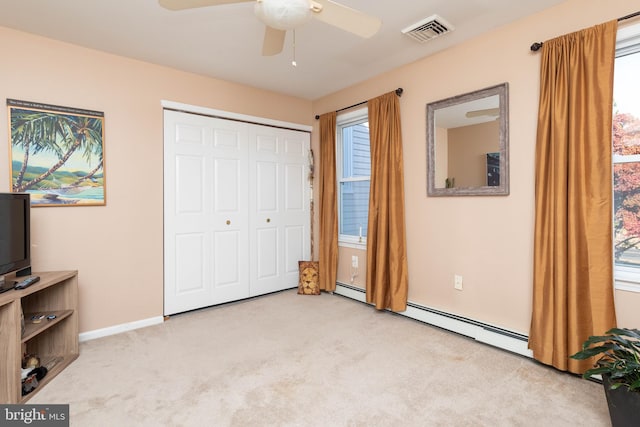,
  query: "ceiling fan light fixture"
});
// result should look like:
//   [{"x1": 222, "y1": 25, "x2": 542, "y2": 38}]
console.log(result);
[{"x1": 255, "y1": 0, "x2": 313, "y2": 31}]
